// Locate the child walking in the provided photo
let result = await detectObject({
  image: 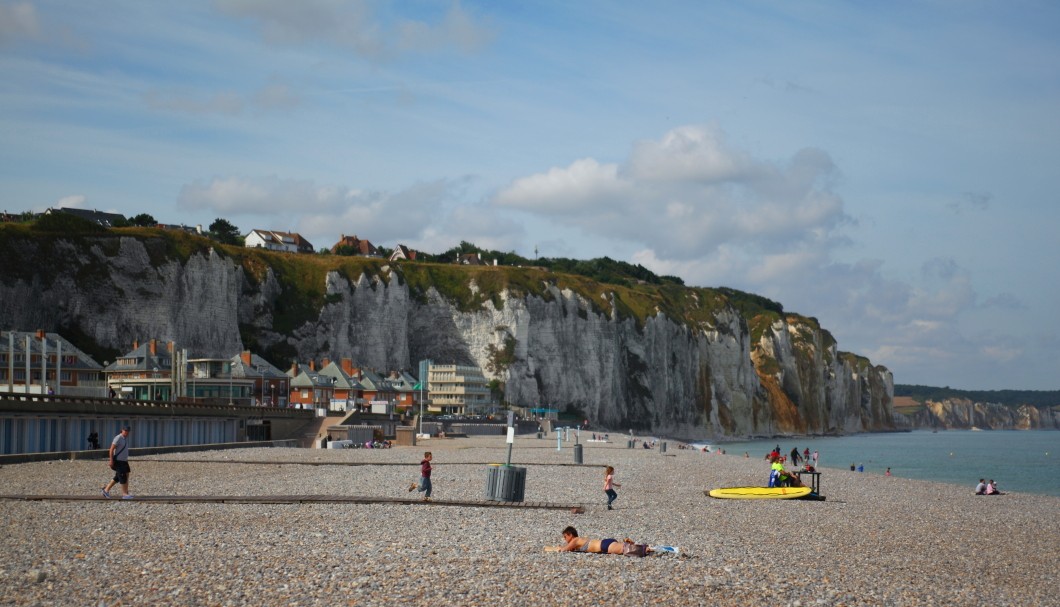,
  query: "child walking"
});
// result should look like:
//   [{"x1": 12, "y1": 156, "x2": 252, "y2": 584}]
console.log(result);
[
  {"x1": 408, "y1": 451, "x2": 433, "y2": 501},
  {"x1": 604, "y1": 465, "x2": 621, "y2": 510}
]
